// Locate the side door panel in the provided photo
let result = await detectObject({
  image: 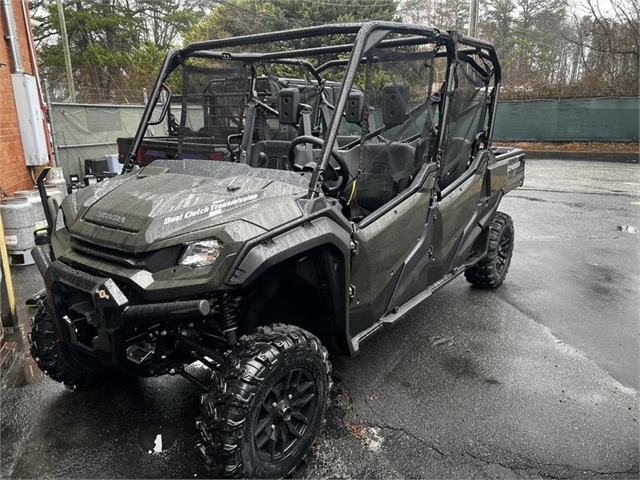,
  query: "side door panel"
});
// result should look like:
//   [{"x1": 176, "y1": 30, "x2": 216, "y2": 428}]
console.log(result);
[
  {"x1": 349, "y1": 172, "x2": 436, "y2": 334},
  {"x1": 426, "y1": 160, "x2": 487, "y2": 285}
]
